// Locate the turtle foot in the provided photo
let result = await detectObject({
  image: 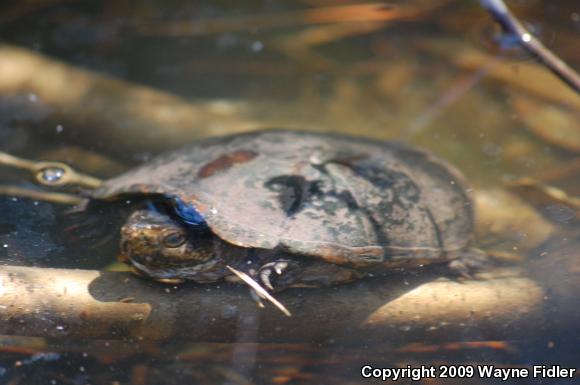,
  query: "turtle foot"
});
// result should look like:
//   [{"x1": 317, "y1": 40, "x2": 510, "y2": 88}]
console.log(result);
[
  {"x1": 257, "y1": 259, "x2": 301, "y2": 291},
  {"x1": 447, "y1": 248, "x2": 490, "y2": 279}
]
